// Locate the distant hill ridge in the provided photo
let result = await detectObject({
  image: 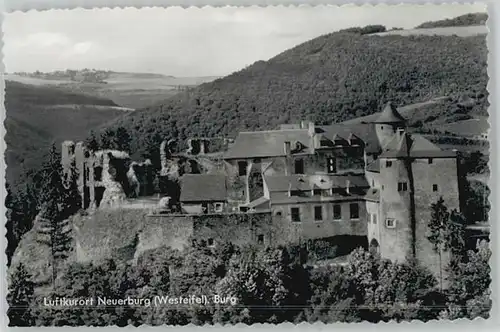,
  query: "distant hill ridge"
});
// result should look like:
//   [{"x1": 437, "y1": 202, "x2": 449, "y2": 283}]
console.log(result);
[
  {"x1": 105, "y1": 29, "x2": 487, "y2": 160},
  {"x1": 416, "y1": 12, "x2": 487, "y2": 29}
]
